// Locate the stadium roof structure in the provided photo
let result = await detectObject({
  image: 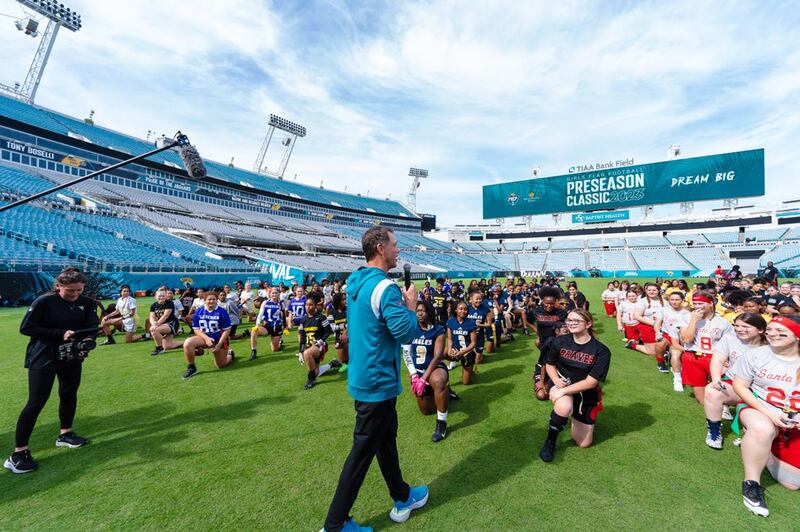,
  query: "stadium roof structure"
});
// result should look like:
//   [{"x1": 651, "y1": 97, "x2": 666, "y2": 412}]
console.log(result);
[{"x1": 0, "y1": 93, "x2": 418, "y2": 220}]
